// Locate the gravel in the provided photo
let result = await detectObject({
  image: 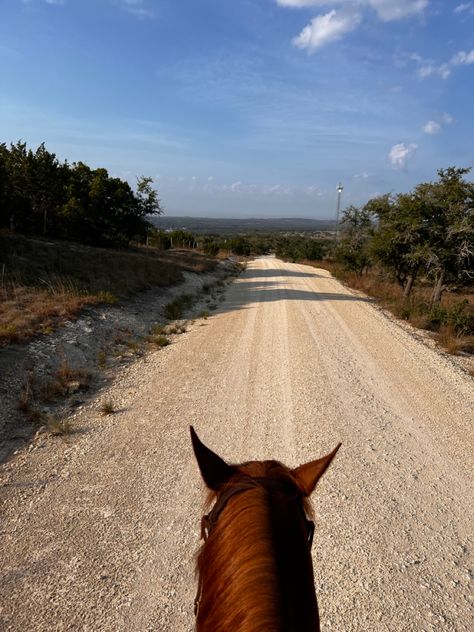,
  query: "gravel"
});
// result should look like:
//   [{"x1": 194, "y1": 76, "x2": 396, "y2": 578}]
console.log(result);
[{"x1": 1, "y1": 256, "x2": 473, "y2": 631}]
